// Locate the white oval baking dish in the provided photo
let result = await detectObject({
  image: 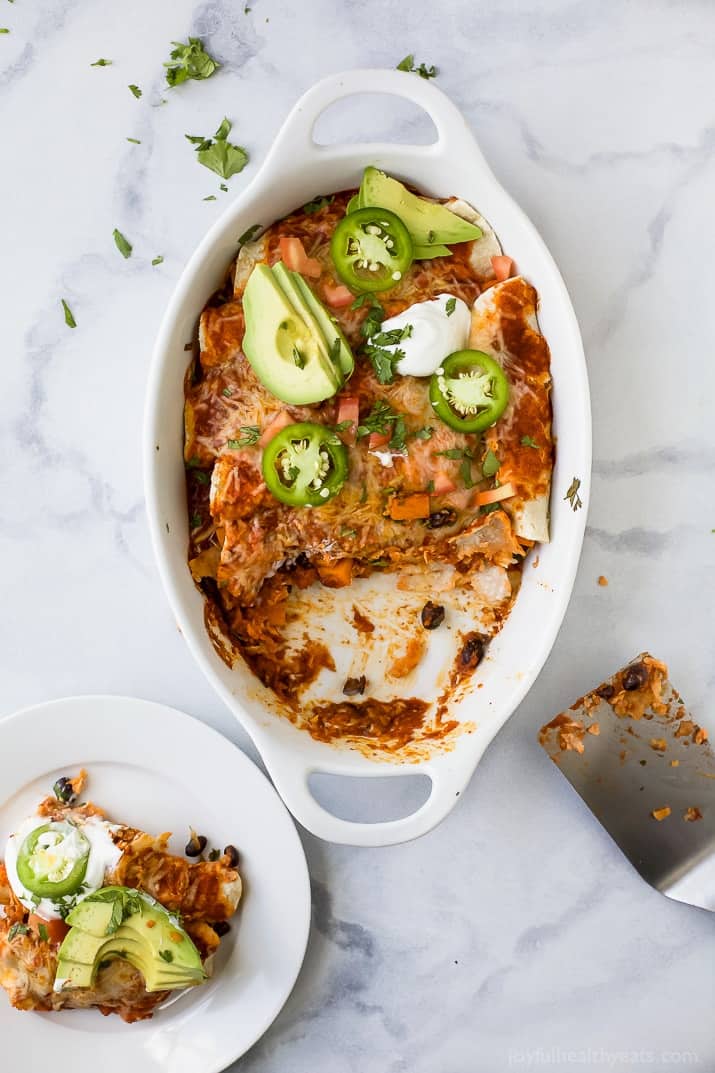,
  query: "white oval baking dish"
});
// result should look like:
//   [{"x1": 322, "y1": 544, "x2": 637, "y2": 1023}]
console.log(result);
[{"x1": 144, "y1": 69, "x2": 591, "y2": 847}]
